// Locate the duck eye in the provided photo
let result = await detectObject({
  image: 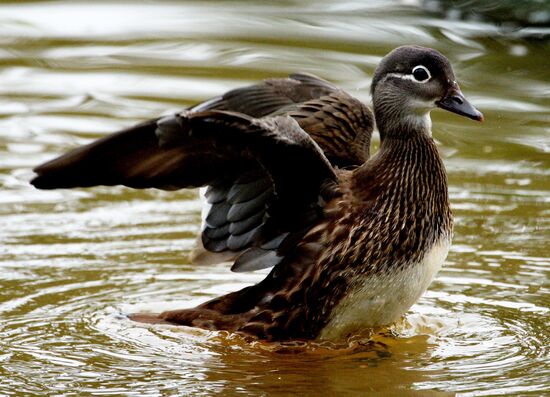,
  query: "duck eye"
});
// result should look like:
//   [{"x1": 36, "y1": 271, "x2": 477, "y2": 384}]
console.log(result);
[{"x1": 412, "y1": 65, "x2": 430, "y2": 82}]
